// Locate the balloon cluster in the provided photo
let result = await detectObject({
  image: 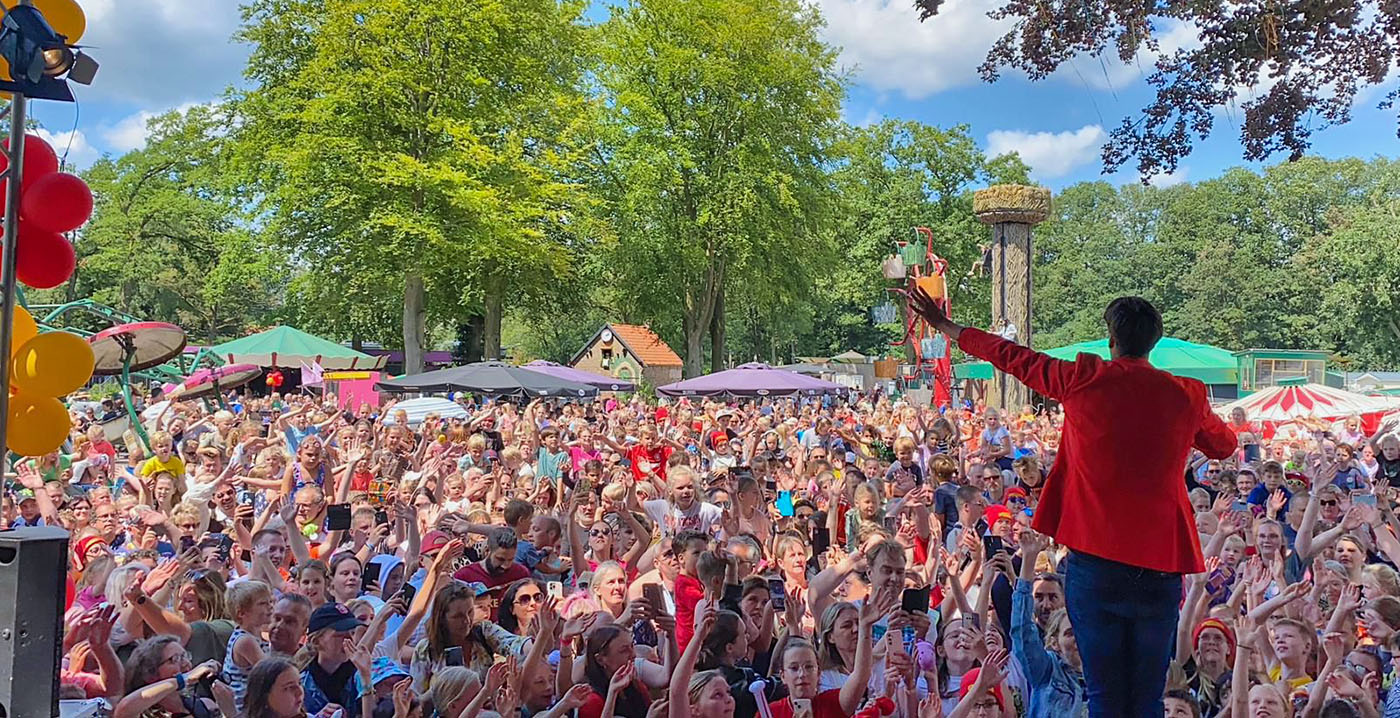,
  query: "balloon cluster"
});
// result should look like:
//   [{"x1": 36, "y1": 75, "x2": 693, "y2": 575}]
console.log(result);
[
  {"x1": 0, "y1": 132, "x2": 97, "y2": 455},
  {"x1": 5, "y1": 305, "x2": 93, "y2": 456},
  {"x1": 0, "y1": 134, "x2": 92, "y2": 288}
]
